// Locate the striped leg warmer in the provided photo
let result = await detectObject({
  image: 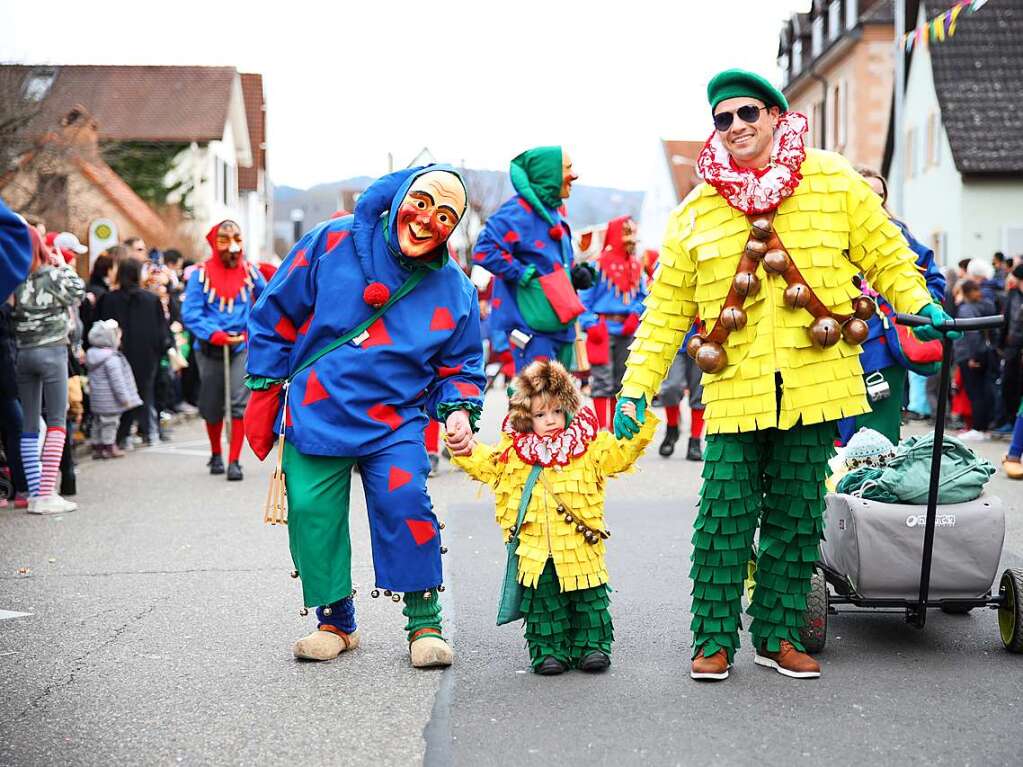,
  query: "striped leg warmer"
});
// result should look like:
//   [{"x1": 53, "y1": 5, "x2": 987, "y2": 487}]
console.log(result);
[
  {"x1": 20, "y1": 432, "x2": 41, "y2": 497},
  {"x1": 39, "y1": 427, "x2": 67, "y2": 497}
]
